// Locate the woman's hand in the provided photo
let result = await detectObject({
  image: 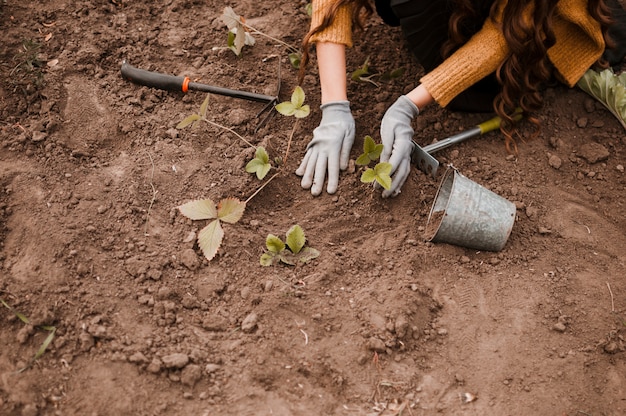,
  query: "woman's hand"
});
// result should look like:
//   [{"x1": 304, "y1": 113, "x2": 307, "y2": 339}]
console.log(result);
[
  {"x1": 379, "y1": 95, "x2": 419, "y2": 198},
  {"x1": 296, "y1": 101, "x2": 355, "y2": 195}
]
